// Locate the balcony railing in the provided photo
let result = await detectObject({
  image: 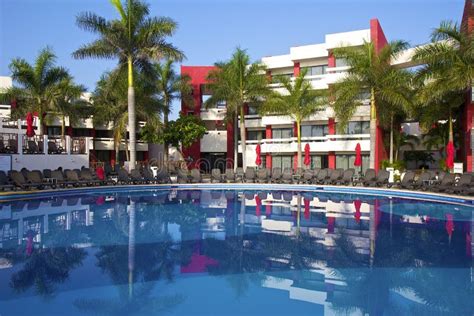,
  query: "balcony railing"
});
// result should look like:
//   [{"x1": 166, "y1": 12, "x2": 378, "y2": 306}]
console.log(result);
[
  {"x1": 240, "y1": 134, "x2": 370, "y2": 153},
  {"x1": 0, "y1": 133, "x2": 90, "y2": 156}
]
